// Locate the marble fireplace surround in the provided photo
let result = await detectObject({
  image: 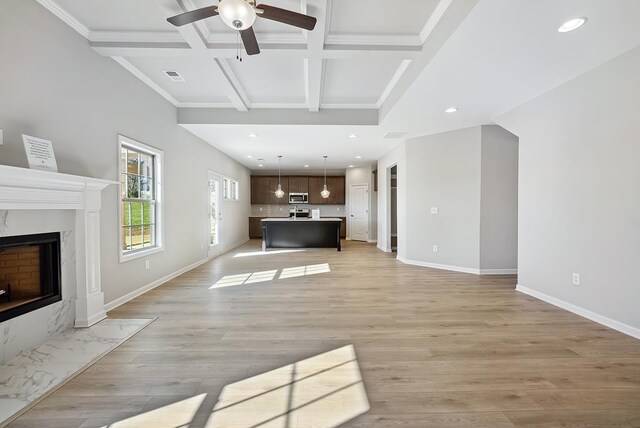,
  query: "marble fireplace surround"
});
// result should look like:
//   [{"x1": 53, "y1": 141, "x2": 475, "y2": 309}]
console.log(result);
[{"x1": 0, "y1": 165, "x2": 116, "y2": 330}]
